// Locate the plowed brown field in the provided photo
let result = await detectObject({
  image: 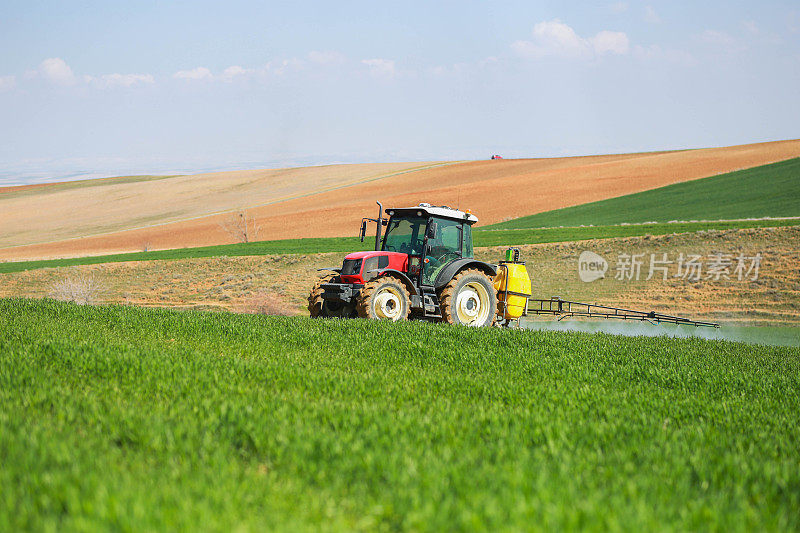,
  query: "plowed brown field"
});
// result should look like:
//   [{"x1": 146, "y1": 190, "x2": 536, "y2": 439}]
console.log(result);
[{"x1": 2, "y1": 139, "x2": 799, "y2": 261}]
